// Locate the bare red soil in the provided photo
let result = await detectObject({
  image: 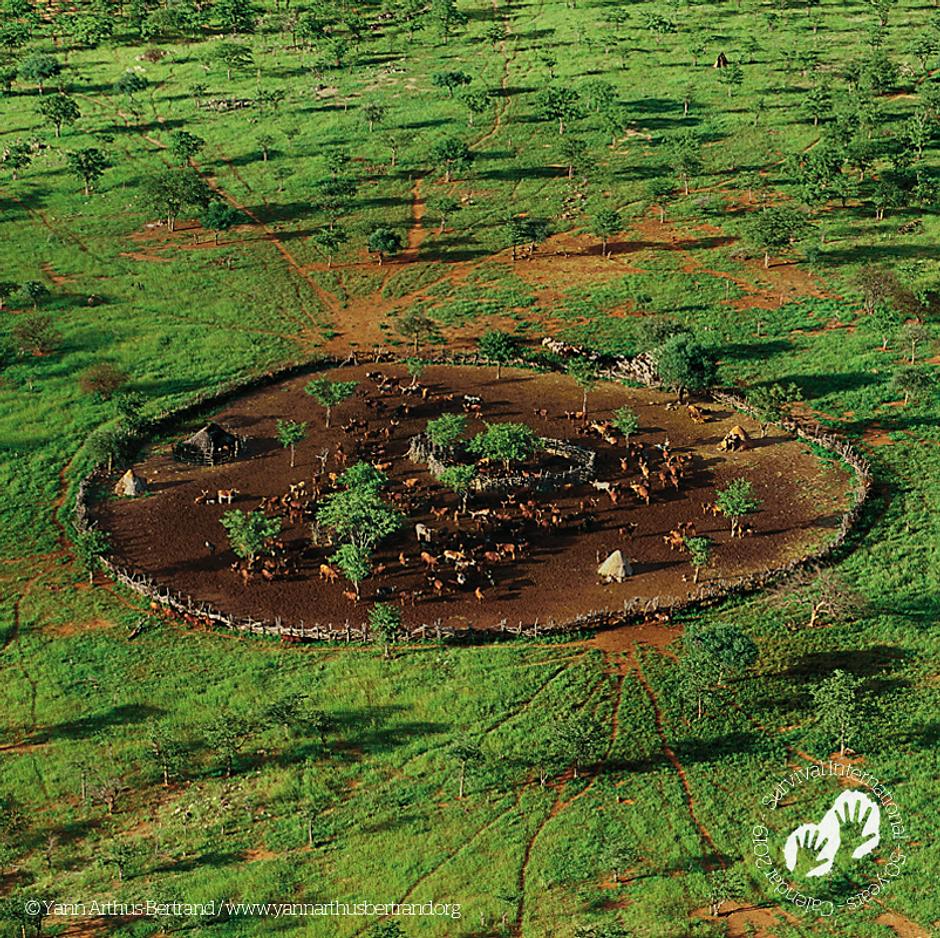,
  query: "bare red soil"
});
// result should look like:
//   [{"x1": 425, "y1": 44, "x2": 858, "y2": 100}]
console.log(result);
[{"x1": 96, "y1": 365, "x2": 850, "y2": 632}]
